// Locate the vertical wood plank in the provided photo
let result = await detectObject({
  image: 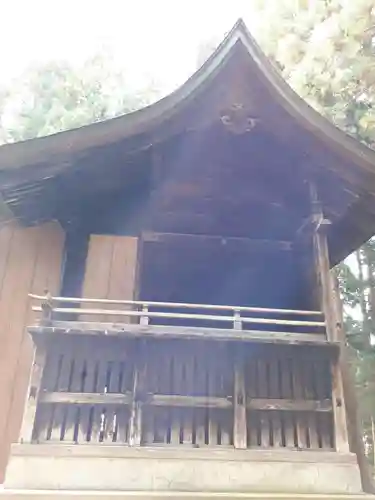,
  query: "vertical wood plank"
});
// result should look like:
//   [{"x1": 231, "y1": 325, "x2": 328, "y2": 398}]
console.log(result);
[
  {"x1": 89, "y1": 360, "x2": 102, "y2": 443},
  {"x1": 81, "y1": 235, "x2": 113, "y2": 322},
  {"x1": 269, "y1": 355, "x2": 282, "y2": 447},
  {"x1": 66, "y1": 345, "x2": 86, "y2": 443},
  {"x1": 20, "y1": 342, "x2": 46, "y2": 443},
  {"x1": 182, "y1": 352, "x2": 193, "y2": 445},
  {"x1": 129, "y1": 343, "x2": 145, "y2": 446},
  {"x1": 116, "y1": 406, "x2": 129, "y2": 444},
  {"x1": 15, "y1": 223, "x2": 65, "y2": 446},
  {"x1": 0, "y1": 225, "x2": 14, "y2": 293},
  {"x1": 260, "y1": 411, "x2": 271, "y2": 448},
  {"x1": 292, "y1": 357, "x2": 307, "y2": 449},
  {"x1": 0, "y1": 226, "x2": 39, "y2": 464},
  {"x1": 195, "y1": 408, "x2": 206, "y2": 446},
  {"x1": 280, "y1": 355, "x2": 294, "y2": 447},
  {"x1": 103, "y1": 406, "x2": 116, "y2": 443},
  {"x1": 257, "y1": 358, "x2": 270, "y2": 447},
  {"x1": 80, "y1": 342, "x2": 100, "y2": 443},
  {"x1": 42, "y1": 348, "x2": 63, "y2": 442},
  {"x1": 194, "y1": 353, "x2": 206, "y2": 446},
  {"x1": 107, "y1": 236, "x2": 138, "y2": 323},
  {"x1": 170, "y1": 353, "x2": 182, "y2": 445},
  {"x1": 0, "y1": 222, "x2": 64, "y2": 480},
  {"x1": 208, "y1": 356, "x2": 218, "y2": 446},
  {"x1": 317, "y1": 412, "x2": 333, "y2": 449},
  {"x1": 245, "y1": 356, "x2": 257, "y2": 447},
  {"x1": 257, "y1": 358, "x2": 268, "y2": 399},
  {"x1": 307, "y1": 412, "x2": 319, "y2": 449},
  {"x1": 19, "y1": 341, "x2": 47, "y2": 443},
  {"x1": 233, "y1": 353, "x2": 247, "y2": 449},
  {"x1": 82, "y1": 235, "x2": 138, "y2": 322},
  {"x1": 50, "y1": 353, "x2": 73, "y2": 442},
  {"x1": 307, "y1": 360, "x2": 320, "y2": 449}
]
